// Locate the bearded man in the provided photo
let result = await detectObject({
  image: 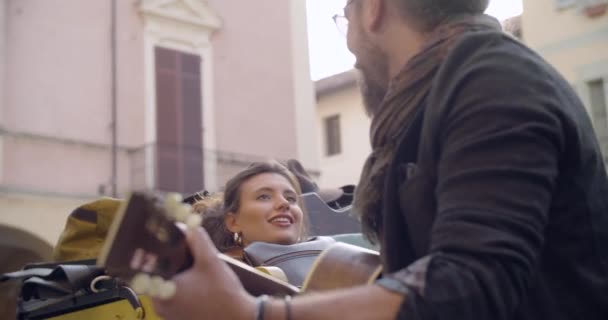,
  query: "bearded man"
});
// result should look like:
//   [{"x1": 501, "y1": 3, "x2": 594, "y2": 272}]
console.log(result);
[{"x1": 151, "y1": 0, "x2": 608, "y2": 319}]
